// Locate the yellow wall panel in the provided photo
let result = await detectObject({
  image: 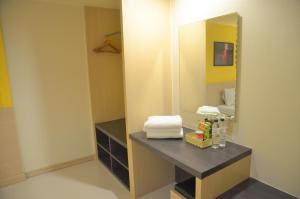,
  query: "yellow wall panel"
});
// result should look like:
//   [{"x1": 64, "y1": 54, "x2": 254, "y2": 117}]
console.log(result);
[
  {"x1": 0, "y1": 27, "x2": 13, "y2": 108},
  {"x1": 206, "y1": 22, "x2": 237, "y2": 84}
]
